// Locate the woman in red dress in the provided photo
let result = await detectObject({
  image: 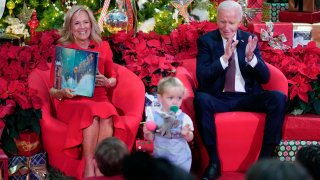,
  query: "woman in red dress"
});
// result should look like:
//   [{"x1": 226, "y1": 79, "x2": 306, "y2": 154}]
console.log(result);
[{"x1": 49, "y1": 5, "x2": 118, "y2": 177}]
